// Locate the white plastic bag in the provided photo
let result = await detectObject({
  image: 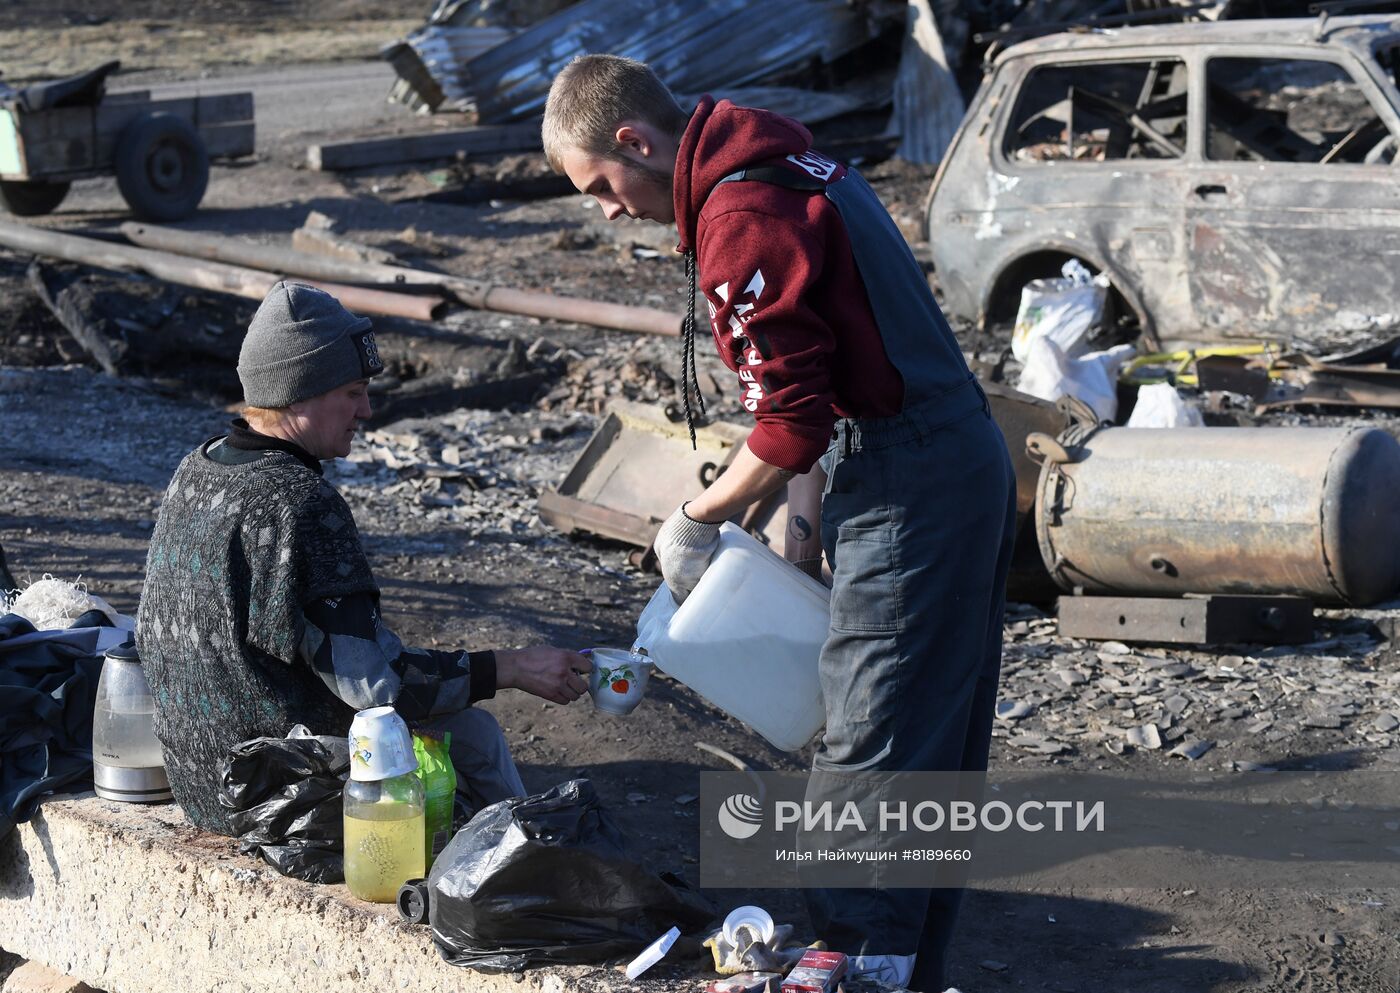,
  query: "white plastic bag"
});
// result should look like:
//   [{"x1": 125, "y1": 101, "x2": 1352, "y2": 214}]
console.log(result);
[
  {"x1": 1017, "y1": 339, "x2": 1136, "y2": 423},
  {"x1": 1011, "y1": 259, "x2": 1111, "y2": 363},
  {"x1": 1127, "y1": 382, "x2": 1205, "y2": 428}
]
